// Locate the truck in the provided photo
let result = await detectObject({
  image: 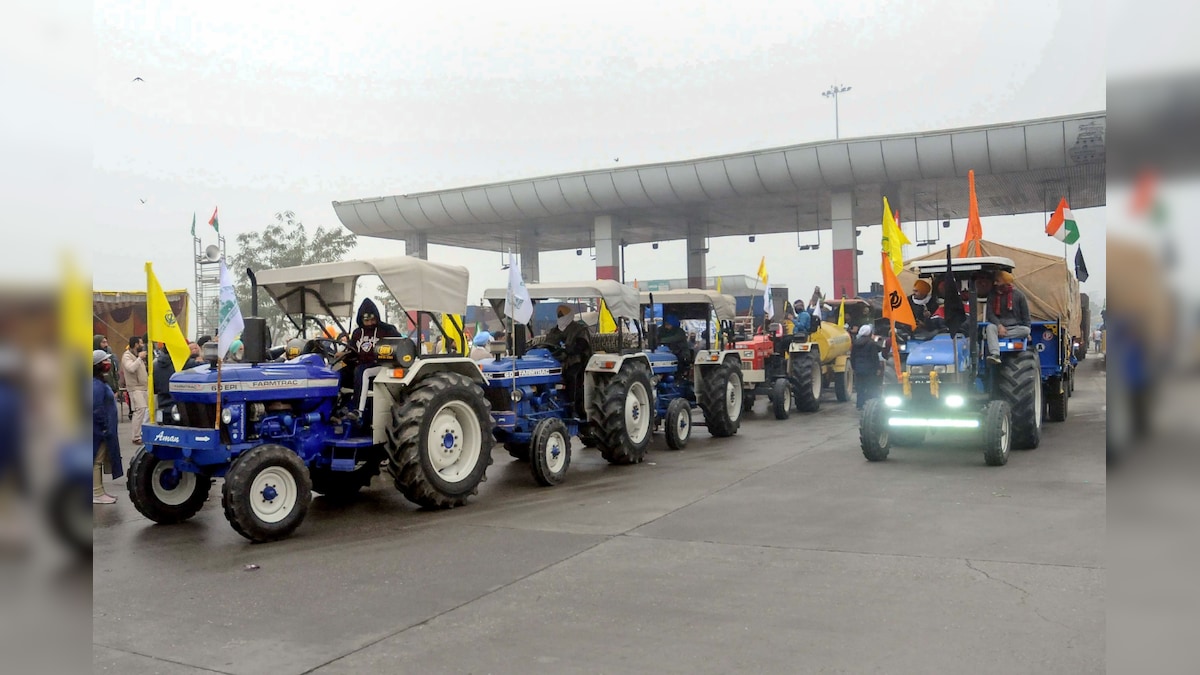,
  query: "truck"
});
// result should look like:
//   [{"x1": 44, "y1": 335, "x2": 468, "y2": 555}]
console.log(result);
[{"x1": 130, "y1": 258, "x2": 495, "y2": 542}]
